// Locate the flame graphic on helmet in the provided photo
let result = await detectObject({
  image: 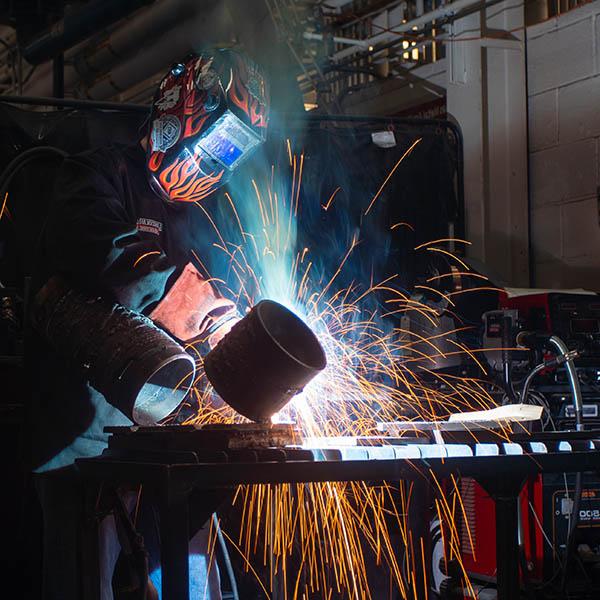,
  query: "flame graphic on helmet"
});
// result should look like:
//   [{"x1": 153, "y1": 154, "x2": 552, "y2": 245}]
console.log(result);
[
  {"x1": 158, "y1": 152, "x2": 224, "y2": 203},
  {"x1": 148, "y1": 151, "x2": 164, "y2": 173},
  {"x1": 182, "y1": 84, "x2": 211, "y2": 138},
  {"x1": 227, "y1": 56, "x2": 268, "y2": 129}
]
